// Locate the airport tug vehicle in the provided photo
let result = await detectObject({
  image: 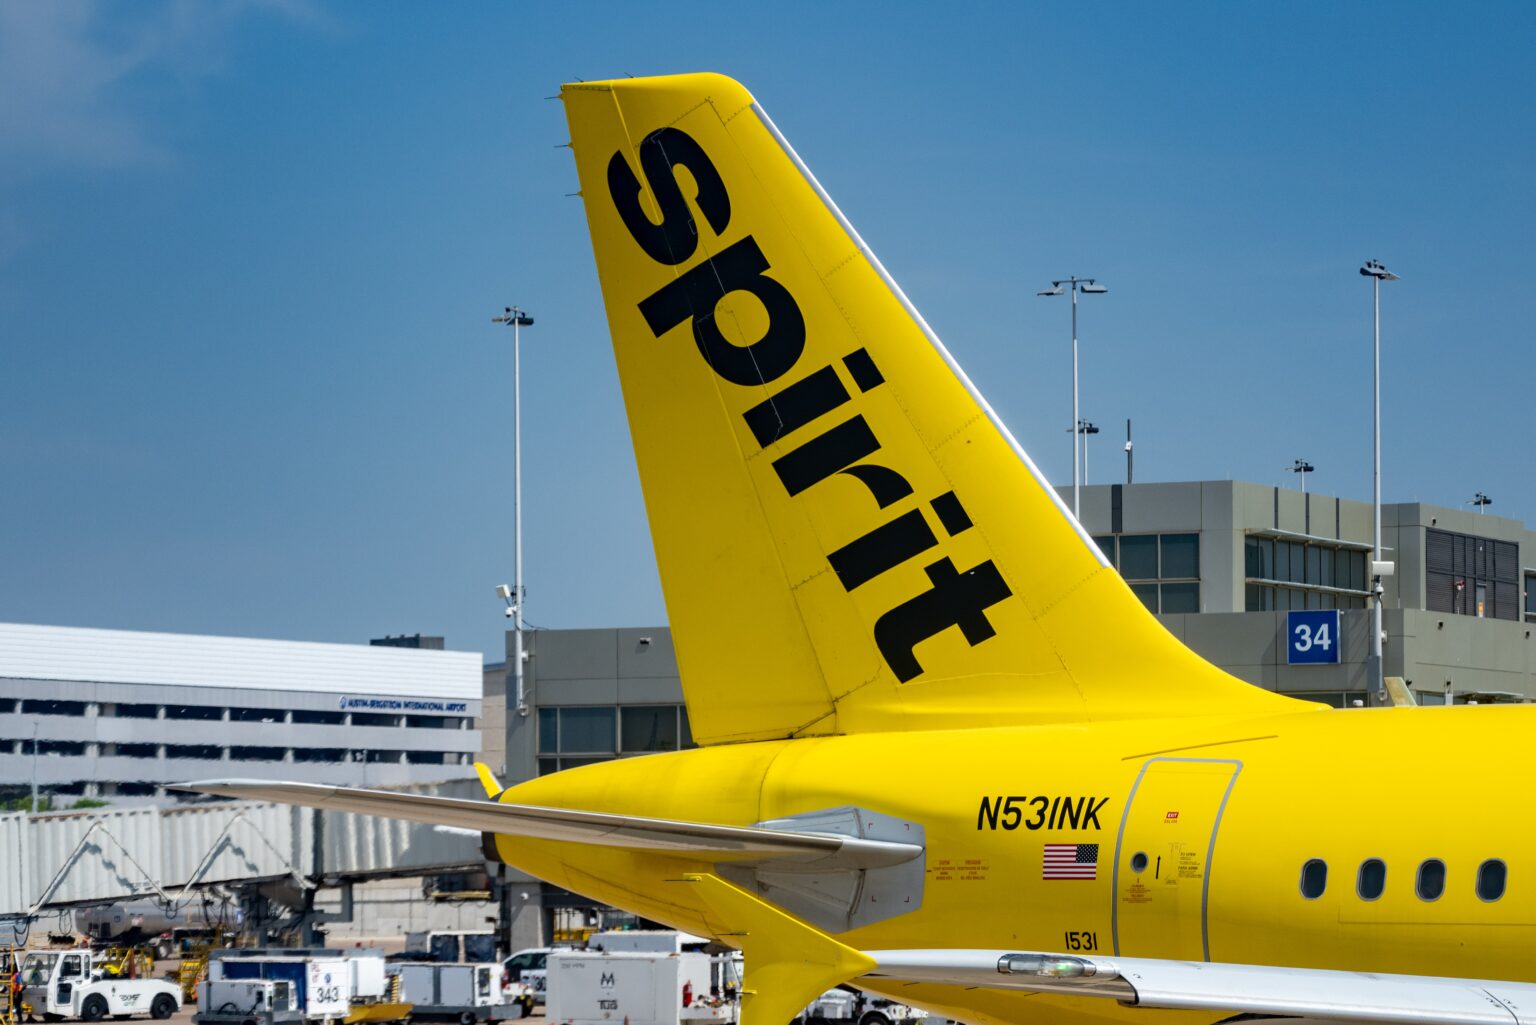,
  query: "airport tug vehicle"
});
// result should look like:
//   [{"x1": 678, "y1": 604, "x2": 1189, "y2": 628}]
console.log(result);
[{"x1": 17, "y1": 949, "x2": 179, "y2": 1021}]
